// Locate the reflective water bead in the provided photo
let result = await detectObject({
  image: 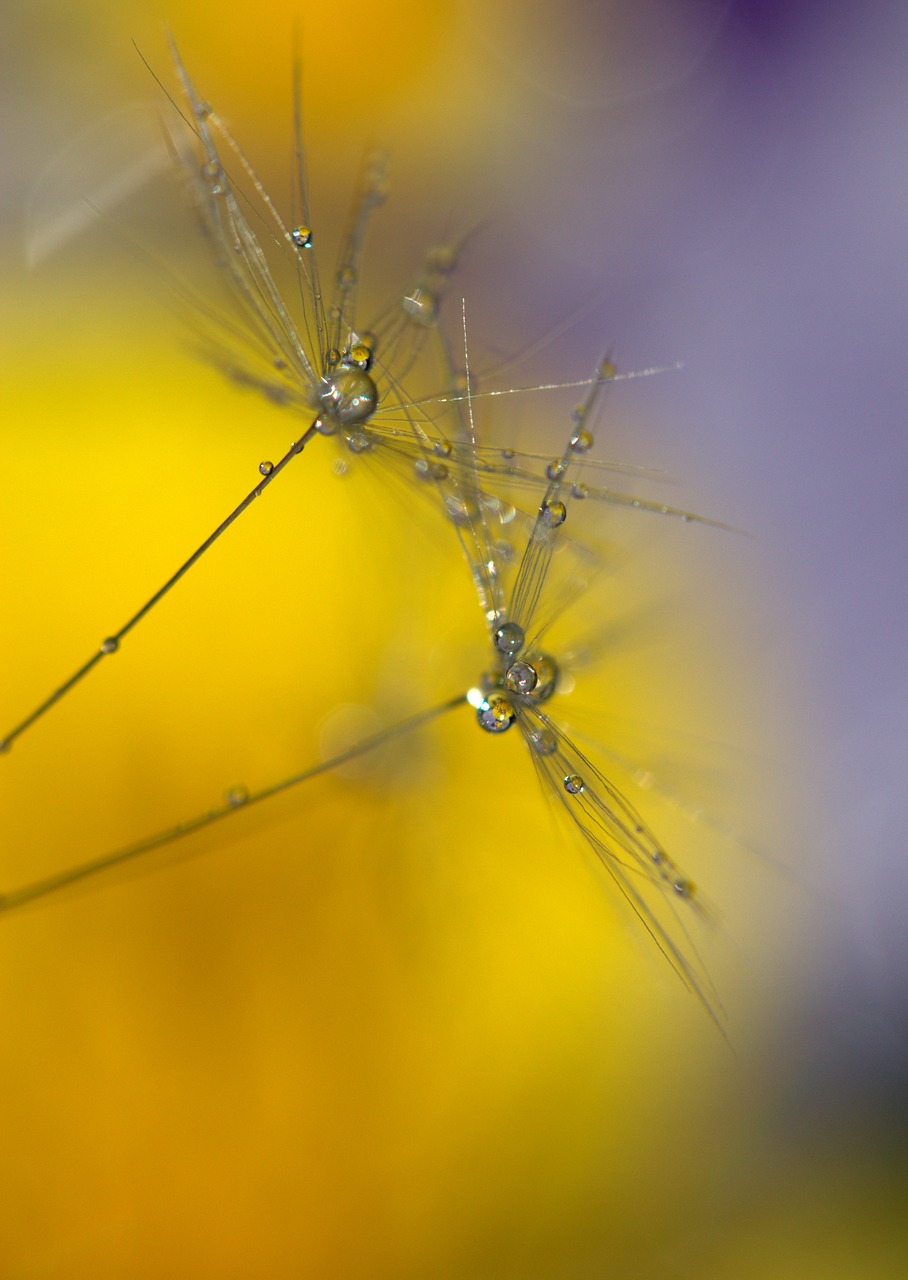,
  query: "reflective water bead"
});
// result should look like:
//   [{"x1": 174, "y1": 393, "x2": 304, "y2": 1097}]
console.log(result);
[
  {"x1": 570, "y1": 428, "x2": 593, "y2": 453},
  {"x1": 345, "y1": 432, "x2": 371, "y2": 454},
  {"x1": 540, "y1": 500, "x2": 567, "y2": 528},
  {"x1": 524, "y1": 652, "x2": 558, "y2": 703},
  {"x1": 505, "y1": 661, "x2": 538, "y2": 695},
  {"x1": 434, "y1": 440, "x2": 452, "y2": 458},
  {"x1": 337, "y1": 265, "x2": 356, "y2": 288},
  {"x1": 570, "y1": 482, "x2": 588, "y2": 500},
  {"x1": 528, "y1": 727, "x2": 558, "y2": 756},
  {"x1": 673, "y1": 878, "x2": 695, "y2": 898},
  {"x1": 258, "y1": 460, "x2": 274, "y2": 476},
  {"x1": 100, "y1": 637, "x2": 119, "y2": 655},
  {"x1": 317, "y1": 367, "x2": 378, "y2": 427},
  {"x1": 501, "y1": 448, "x2": 515, "y2": 461},
  {"x1": 477, "y1": 695, "x2": 516, "y2": 734},
  {"x1": 546, "y1": 460, "x2": 565, "y2": 481},
  {"x1": 563, "y1": 774, "x2": 585, "y2": 794},
  {"x1": 444, "y1": 494, "x2": 480, "y2": 526},
  {"x1": 414, "y1": 458, "x2": 448, "y2": 481},
  {"x1": 291, "y1": 225, "x2": 312, "y2": 248},
  {"x1": 225, "y1": 785, "x2": 249, "y2": 808},
  {"x1": 494, "y1": 621, "x2": 525, "y2": 655},
  {"x1": 346, "y1": 342, "x2": 372, "y2": 370}
]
